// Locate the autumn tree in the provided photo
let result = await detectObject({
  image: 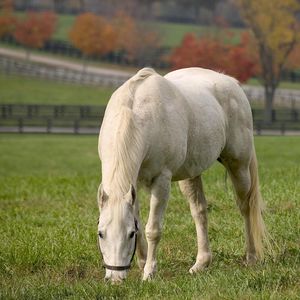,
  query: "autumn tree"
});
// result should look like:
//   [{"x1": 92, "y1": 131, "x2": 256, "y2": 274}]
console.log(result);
[
  {"x1": 286, "y1": 44, "x2": 300, "y2": 71},
  {"x1": 112, "y1": 11, "x2": 161, "y2": 66},
  {"x1": 14, "y1": 11, "x2": 57, "y2": 60},
  {"x1": 236, "y1": 0, "x2": 300, "y2": 122},
  {"x1": 0, "y1": 0, "x2": 16, "y2": 38},
  {"x1": 170, "y1": 32, "x2": 258, "y2": 83},
  {"x1": 69, "y1": 13, "x2": 117, "y2": 70}
]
